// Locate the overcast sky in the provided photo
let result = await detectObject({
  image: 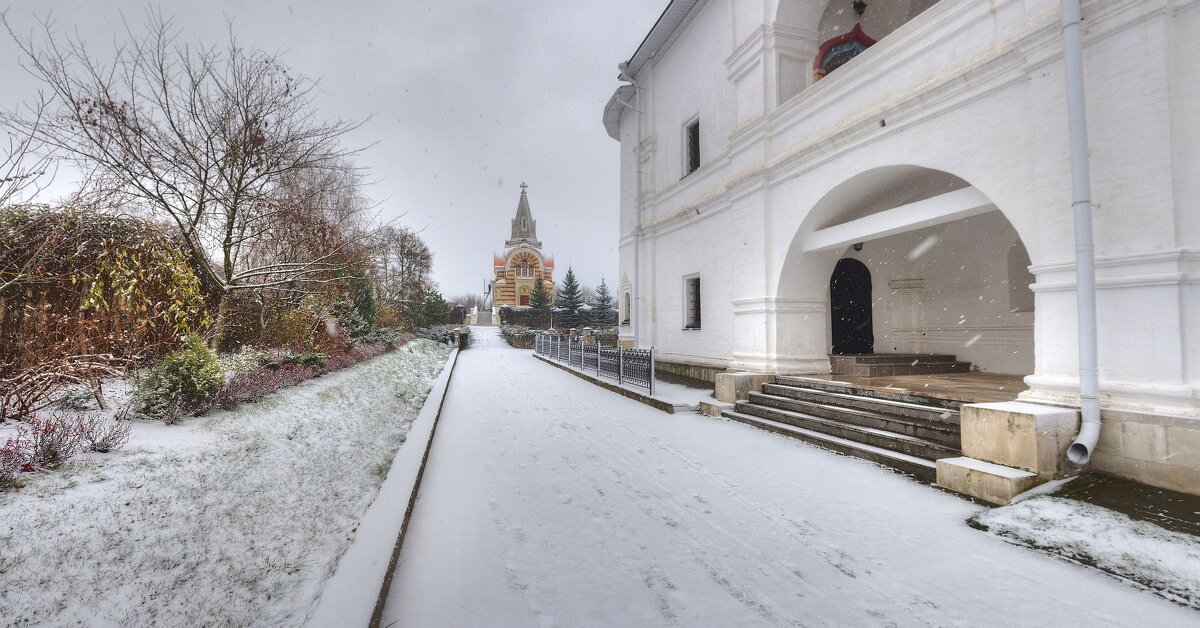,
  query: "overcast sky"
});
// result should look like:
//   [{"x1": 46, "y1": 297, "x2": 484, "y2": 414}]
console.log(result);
[{"x1": 0, "y1": 0, "x2": 666, "y2": 298}]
